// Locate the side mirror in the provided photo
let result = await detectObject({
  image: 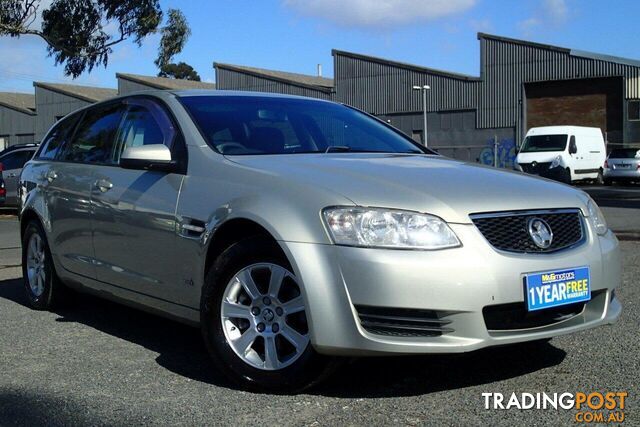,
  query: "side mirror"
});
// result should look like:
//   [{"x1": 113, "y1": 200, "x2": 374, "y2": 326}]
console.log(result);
[
  {"x1": 120, "y1": 145, "x2": 176, "y2": 172},
  {"x1": 569, "y1": 141, "x2": 577, "y2": 154}
]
